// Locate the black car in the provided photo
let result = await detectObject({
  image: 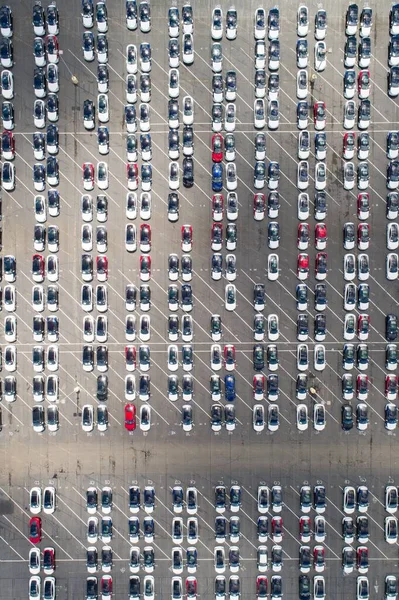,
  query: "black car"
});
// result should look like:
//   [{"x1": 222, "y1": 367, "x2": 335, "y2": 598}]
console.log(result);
[
  {"x1": 314, "y1": 314, "x2": 326, "y2": 339},
  {"x1": 253, "y1": 344, "x2": 265, "y2": 371},
  {"x1": 183, "y1": 157, "x2": 194, "y2": 188},
  {"x1": 46, "y1": 124, "x2": 59, "y2": 153},
  {"x1": 299, "y1": 575, "x2": 311, "y2": 600},
  {"x1": 297, "y1": 314, "x2": 308, "y2": 339},
  {"x1": 386, "y1": 314, "x2": 398, "y2": 342},
  {"x1": 83, "y1": 98, "x2": 95, "y2": 129},
  {"x1": 183, "y1": 125, "x2": 193, "y2": 155},
  {"x1": 315, "y1": 283, "x2": 327, "y2": 310},
  {"x1": 342, "y1": 404, "x2": 354, "y2": 430},
  {"x1": 98, "y1": 64, "x2": 109, "y2": 91},
  {"x1": 97, "y1": 374, "x2": 108, "y2": 401}
]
